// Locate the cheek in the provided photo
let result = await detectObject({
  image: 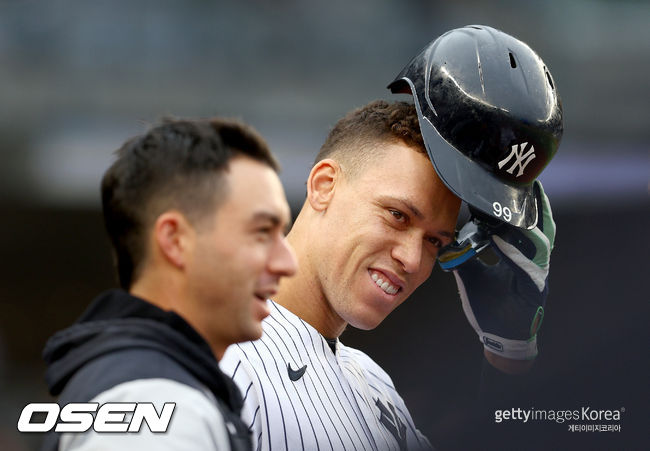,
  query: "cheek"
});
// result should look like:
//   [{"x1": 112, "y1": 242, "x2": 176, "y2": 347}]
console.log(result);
[
  {"x1": 414, "y1": 260, "x2": 435, "y2": 287},
  {"x1": 350, "y1": 220, "x2": 394, "y2": 251},
  {"x1": 318, "y1": 210, "x2": 391, "y2": 278},
  {"x1": 326, "y1": 233, "x2": 372, "y2": 277},
  {"x1": 237, "y1": 242, "x2": 275, "y2": 279},
  {"x1": 206, "y1": 239, "x2": 266, "y2": 286}
]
